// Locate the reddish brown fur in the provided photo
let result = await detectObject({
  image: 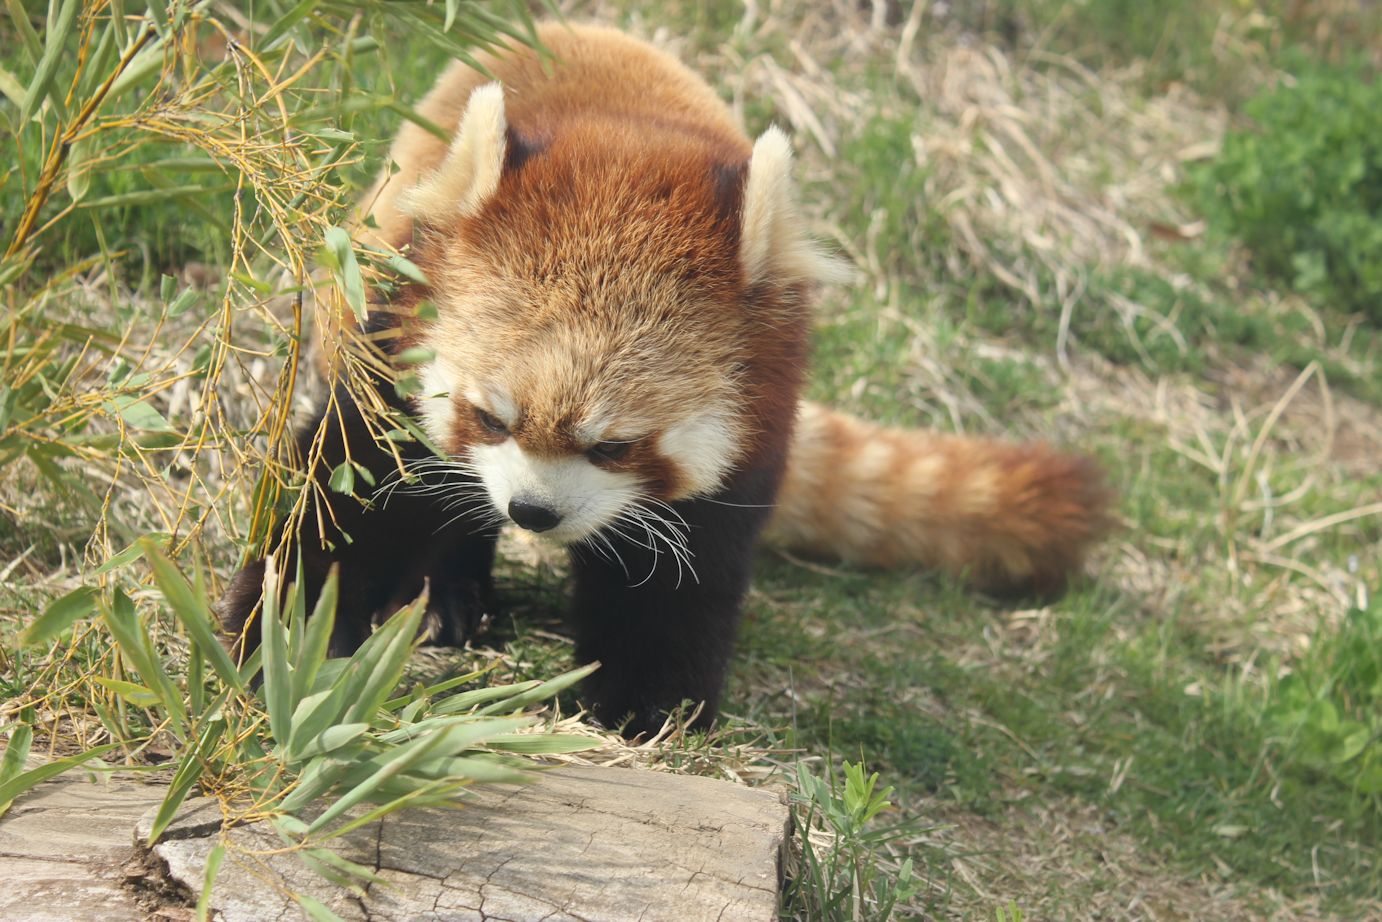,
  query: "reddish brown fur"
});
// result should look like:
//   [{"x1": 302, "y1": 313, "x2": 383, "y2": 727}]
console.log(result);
[
  {"x1": 361, "y1": 24, "x2": 812, "y2": 502},
  {"x1": 353, "y1": 23, "x2": 1105, "y2": 594},
  {"x1": 768, "y1": 403, "x2": 1113, "y2": 595}
]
